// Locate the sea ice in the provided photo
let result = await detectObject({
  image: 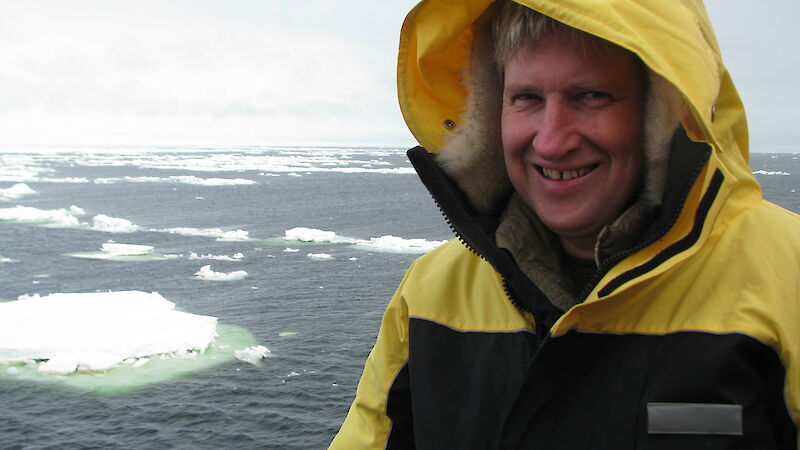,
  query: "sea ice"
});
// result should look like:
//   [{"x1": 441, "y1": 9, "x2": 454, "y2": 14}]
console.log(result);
[
  {"x1": 0, "y1": 205, "x2": 81, "y2": 227},
  {"x1": 102, "y1": 242, "x2": 154, "y2": 255},
  {"x1": 0, "y1": 183, "x2": 36, "y2": 201},
  {"x1": 354, "y1": 235, "x2": 447, "y2": 254},
  {"x1": 233, "y1": 345, "x2": 271, "y2": 365},
  {"x1": 94, "y1": 175, "x2": 256, "y2": 186},
  {"x1": 0, "y1": 256, "x2": 14, "y2": 263},
  {"x1": 285, "y1": 227, "x2": 344, "y2": 243},
  {"x1": 194, "y1": 265, "x2": 248, "y2": 281},
  {"x1": 752, "y1": 170, "x2": 790, "y2": 176},
  {"x1": 92, "y1": 214, "x2": 140, "y2": 233},
  {"x1": 0, "y1": 291, "x2": 218, "y2": 375},
  {"x1": 283, "y1": 248, "x2": 300, "y2": 253},
  {"x1": 162, "y1": 227, "x2": 250, "y2": 241},
  {"x1": 307, "y1": 253, "x2": 334, "y2": 260},
  {"x1": 188, "y1": 251, "x2": 244, "y2": 261}
]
